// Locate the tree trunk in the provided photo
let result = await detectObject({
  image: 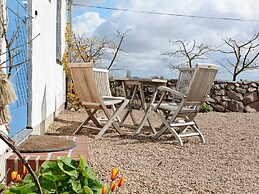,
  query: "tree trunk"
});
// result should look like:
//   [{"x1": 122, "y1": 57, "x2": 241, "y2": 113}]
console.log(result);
[{"x1": 232, "y1": 74, "x2": 237, "y2": 81}]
